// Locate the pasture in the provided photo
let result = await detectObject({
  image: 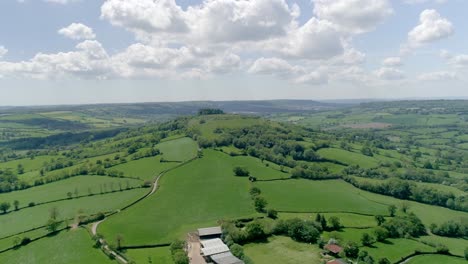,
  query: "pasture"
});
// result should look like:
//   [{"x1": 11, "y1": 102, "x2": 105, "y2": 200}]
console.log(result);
[
  {"x1": 0, "y1": 188, "x2": 146, "y2": 238},
  {"x1": 317, "y1": 148, "x2": 378, "y2": 169},
  {"x1": 244, "y1": 236, "x2": 321, "y2": 264},
  {"x1": 363, "y1": 238, "x2": 435, "y2": 263},
  {"x1": 407, "y1": 255, "x2": 467, "y2": 264},
  {"x1": 256, "y1": 179, "x2": 388, "y2": 215},
  {"x1": 0, "y1": 229, "x2": 113, "y2": 264},
  {"x1": 99, "y1": 150, "x2": 257, "y2": 245},
  {"x1": 125, "y1": 247, "x2": 172, "y2": 264},
  {"x1": 0, "y1": 175, "x2": 143, "y2": 207},
  {"x1": 157, "y1": 137, "x2": 198, "y2": 162}
]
